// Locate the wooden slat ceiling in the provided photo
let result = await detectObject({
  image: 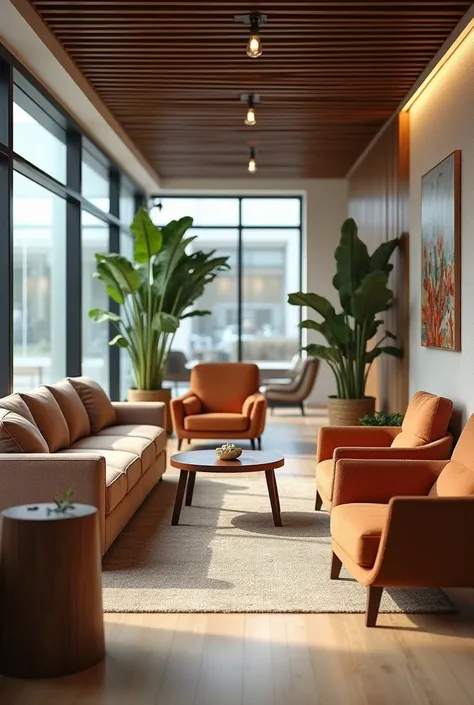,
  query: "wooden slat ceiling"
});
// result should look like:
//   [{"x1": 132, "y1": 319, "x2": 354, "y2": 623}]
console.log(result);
[{"x1": 31, "y1": 1, "x2": 472, "y2": 179}]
